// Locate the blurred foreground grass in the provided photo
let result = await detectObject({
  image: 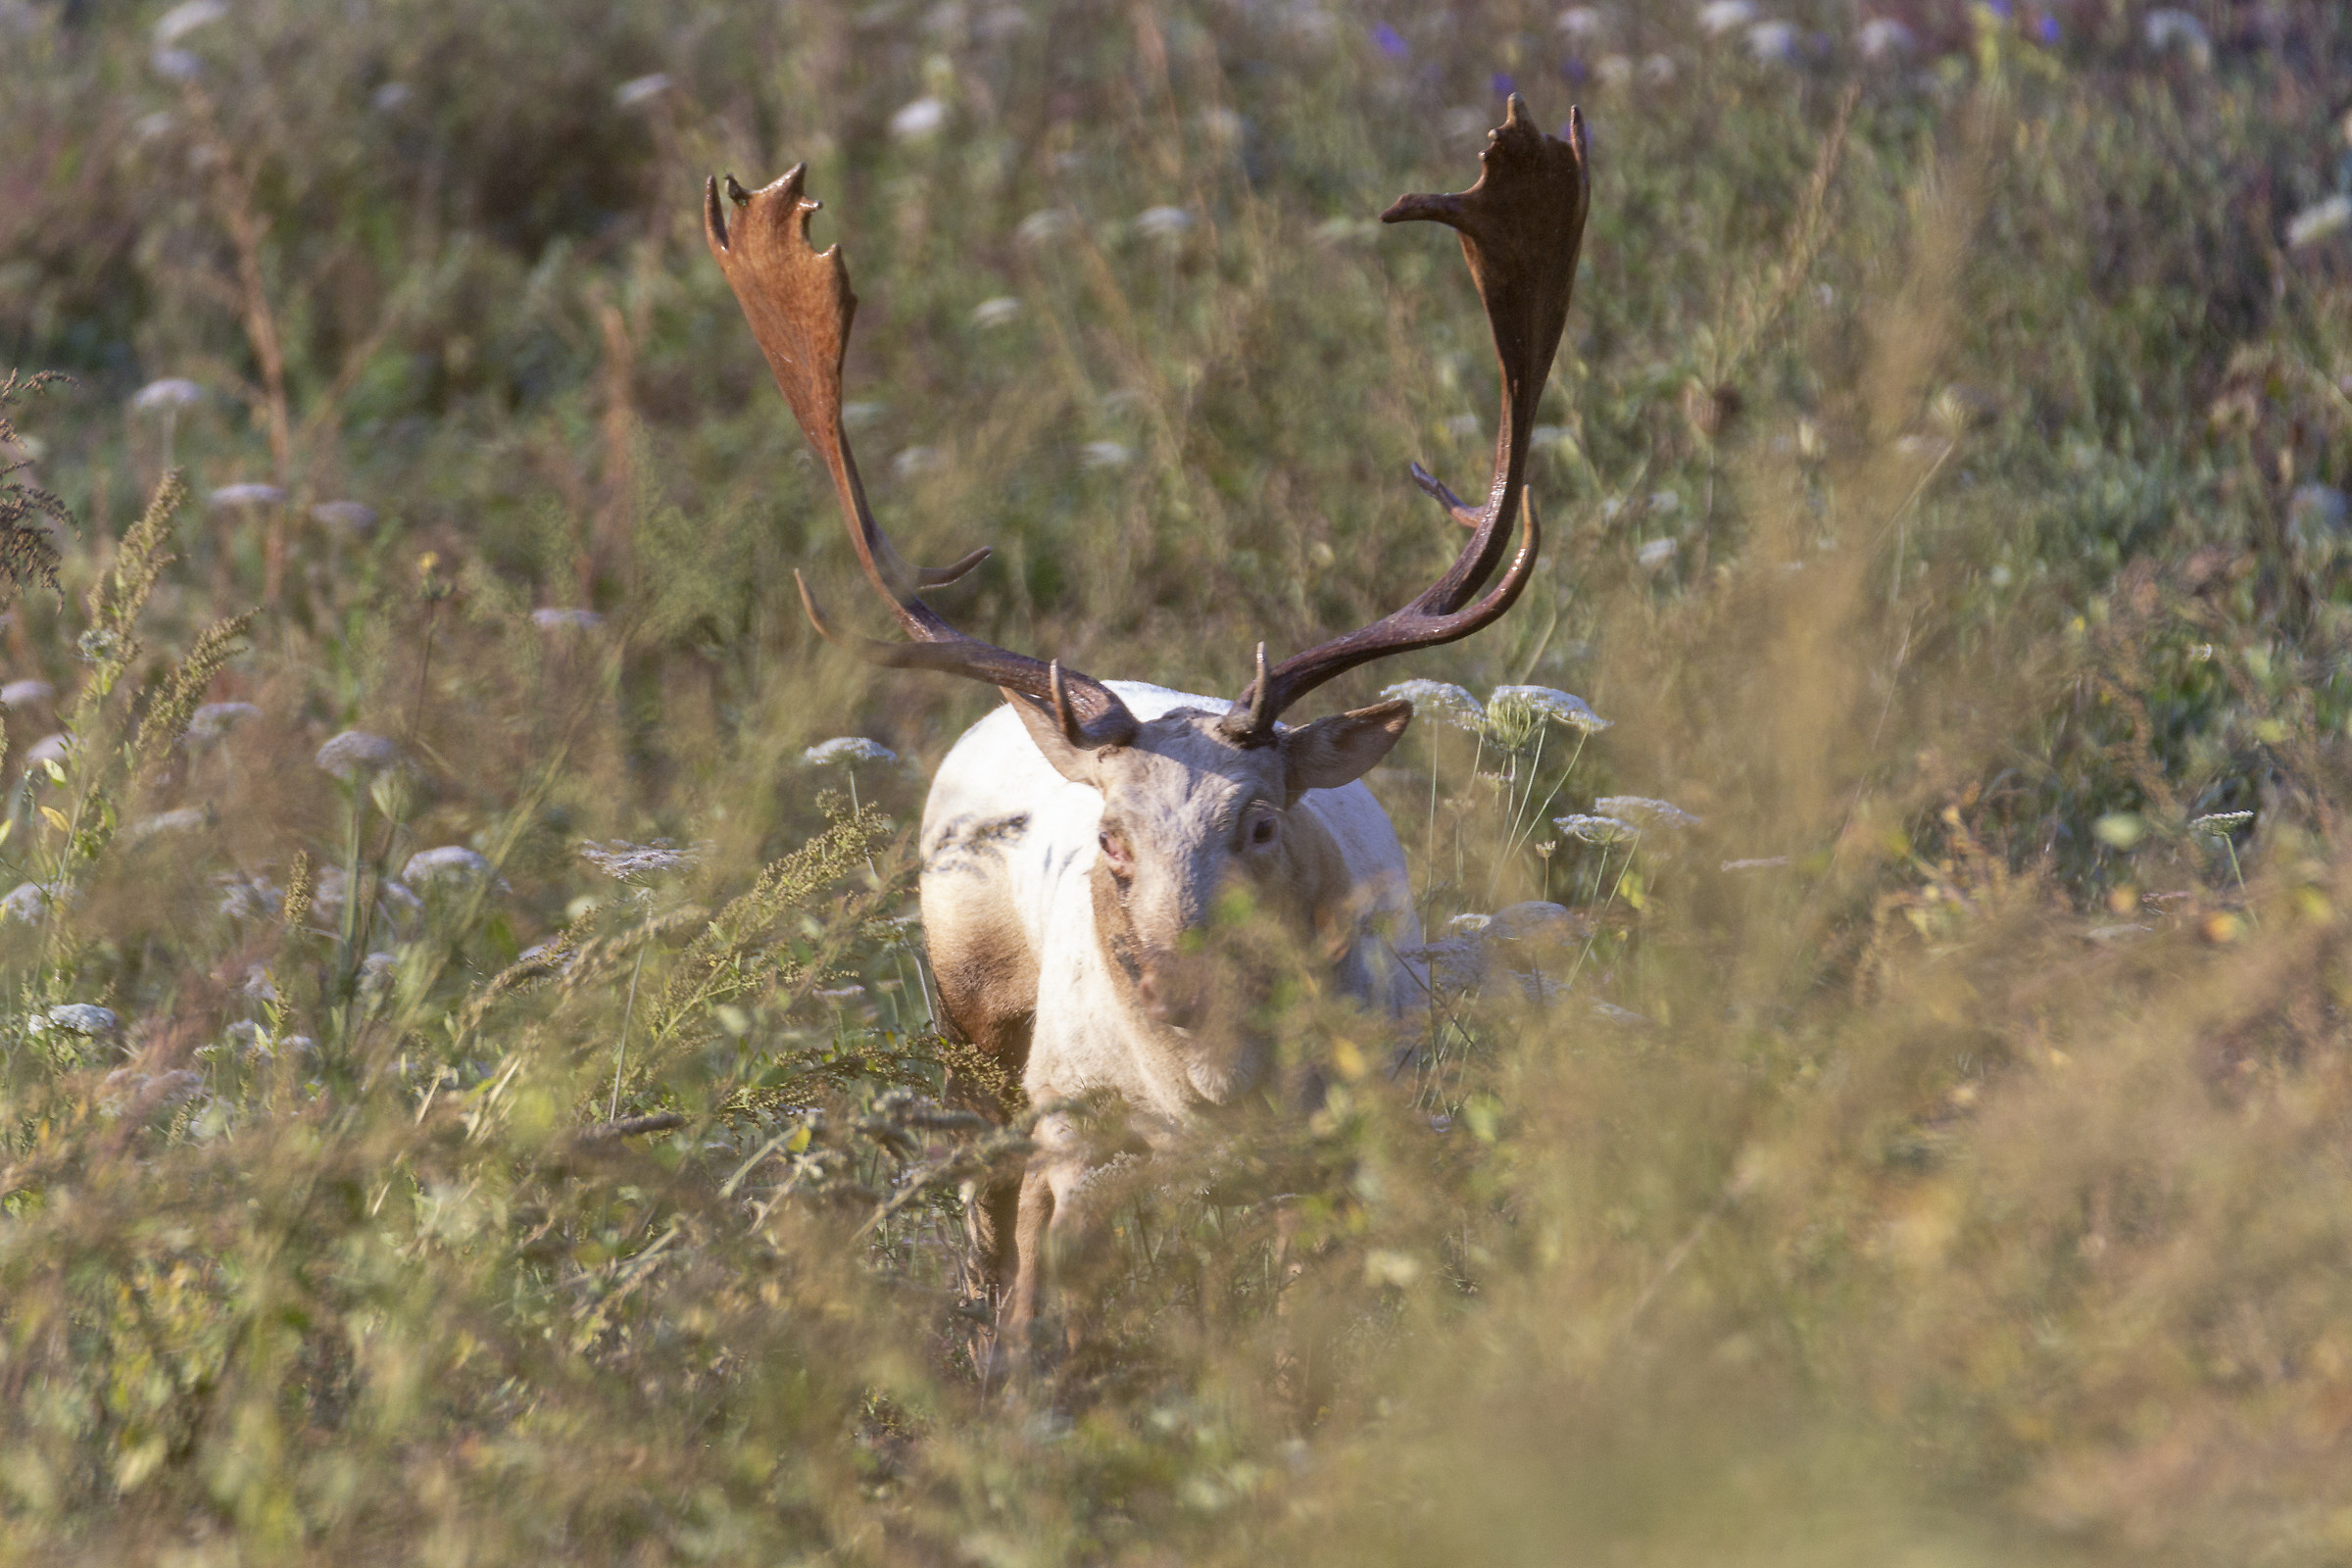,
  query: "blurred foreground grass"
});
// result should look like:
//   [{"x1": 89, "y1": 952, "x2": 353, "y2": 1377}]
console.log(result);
[{"x1": 8, "y1": 0, "x2": 2352, "y2": 1562}]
